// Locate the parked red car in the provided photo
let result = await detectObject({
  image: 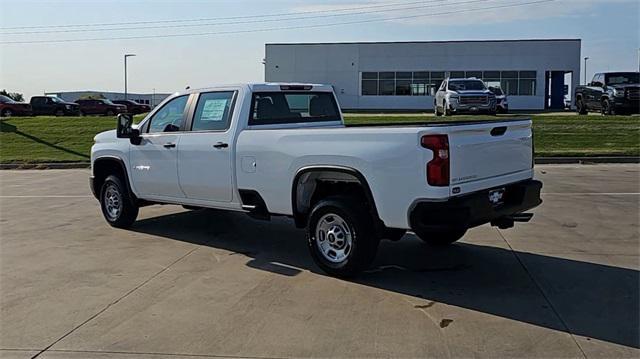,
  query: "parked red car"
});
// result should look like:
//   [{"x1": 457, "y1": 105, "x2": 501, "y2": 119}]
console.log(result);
[
  {"x1": 112, "y1": 100, "x2": 151, "y2": 115},
  {"x1": 0, "y1": 95, "x2": 33, "y2": 117}
]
